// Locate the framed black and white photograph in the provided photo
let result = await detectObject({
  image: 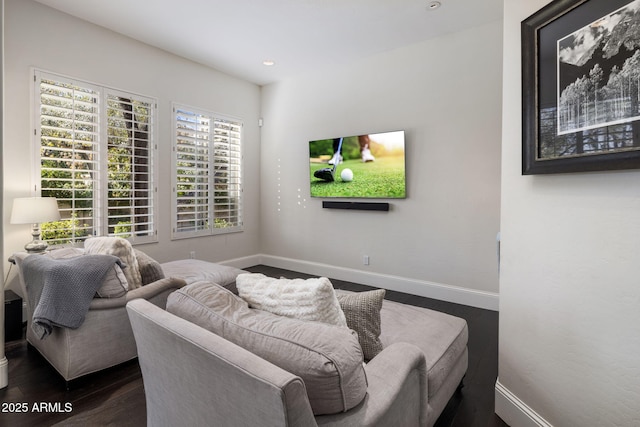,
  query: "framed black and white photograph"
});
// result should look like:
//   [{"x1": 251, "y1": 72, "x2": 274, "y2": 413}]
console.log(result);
[{"x1": 522, "y1": 0, "x2": 640, "y2": 174}]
